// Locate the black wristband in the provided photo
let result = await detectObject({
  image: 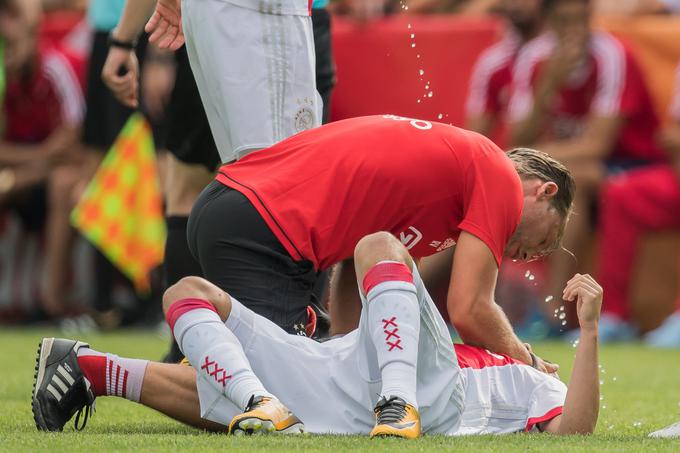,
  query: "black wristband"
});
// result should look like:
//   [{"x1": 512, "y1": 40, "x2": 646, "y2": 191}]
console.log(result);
[{"x1": 108, "y1": 33, "x2": 137, "y2": 50}]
